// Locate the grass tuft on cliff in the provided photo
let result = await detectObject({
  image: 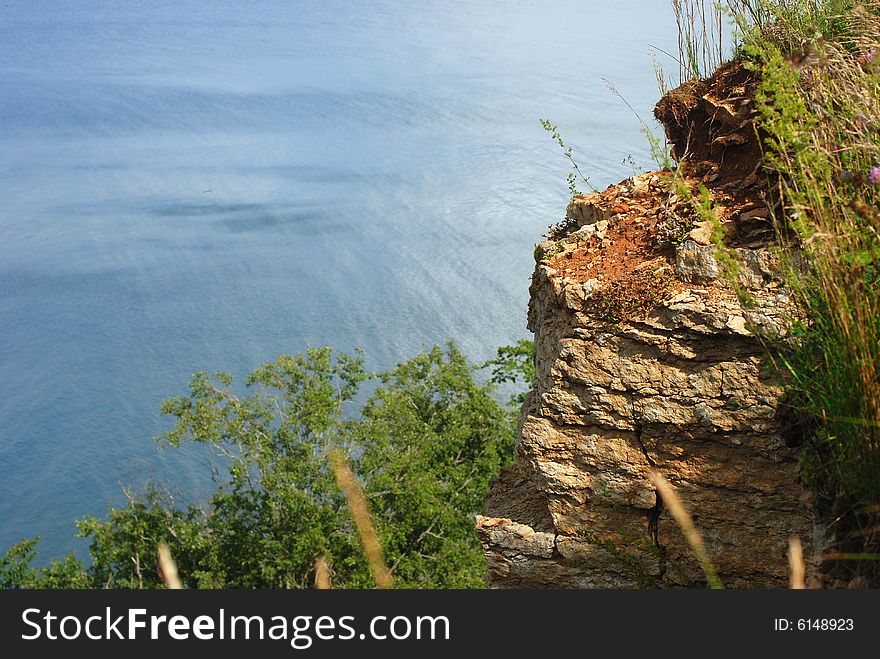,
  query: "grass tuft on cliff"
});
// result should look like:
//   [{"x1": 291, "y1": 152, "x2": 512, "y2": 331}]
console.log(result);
[{"x1": 678, "y1": 0, "x2": 880, "y2": 583}]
